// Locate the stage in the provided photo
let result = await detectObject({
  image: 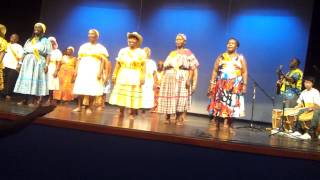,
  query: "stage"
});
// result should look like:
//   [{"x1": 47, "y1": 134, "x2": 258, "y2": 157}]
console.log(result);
[{"x1": 0, "y1": 101, "x2": 319, "y2": 161}]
